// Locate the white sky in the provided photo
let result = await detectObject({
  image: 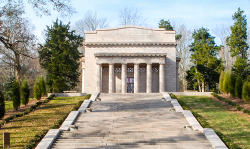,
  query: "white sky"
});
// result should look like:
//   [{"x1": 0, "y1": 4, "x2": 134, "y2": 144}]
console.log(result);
[{"x1": 3, "y1": 0, "x2": 250, "y2": 45}]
